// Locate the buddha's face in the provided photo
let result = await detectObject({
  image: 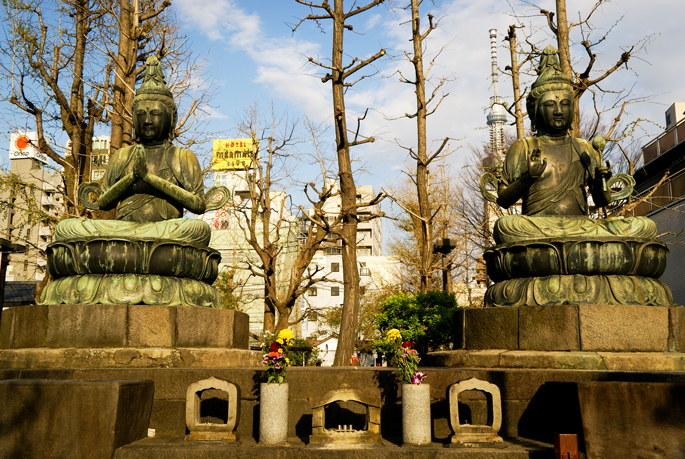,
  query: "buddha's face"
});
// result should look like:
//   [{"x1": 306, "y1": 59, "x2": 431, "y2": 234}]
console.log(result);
[
  {"x1": 536, "y1": 90, "x2": 572, "y2": 135},
  {"x1": 135, "y1": 100, "x2": 170, "y2": 143}
]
